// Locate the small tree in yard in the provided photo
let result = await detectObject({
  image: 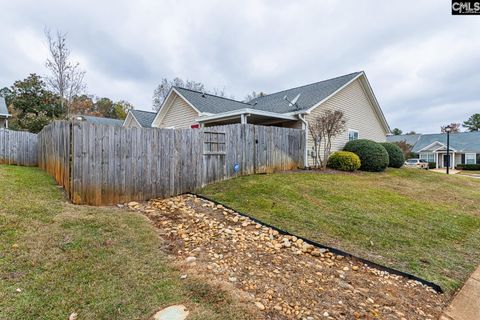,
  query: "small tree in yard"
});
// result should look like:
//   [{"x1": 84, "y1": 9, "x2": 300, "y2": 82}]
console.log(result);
[
  {"x1": 308, "y1": 110, "x2": 346, "y2": 169},
  {"x1": 393, "y1": 140, "x2": 414, "y2": 160}
]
